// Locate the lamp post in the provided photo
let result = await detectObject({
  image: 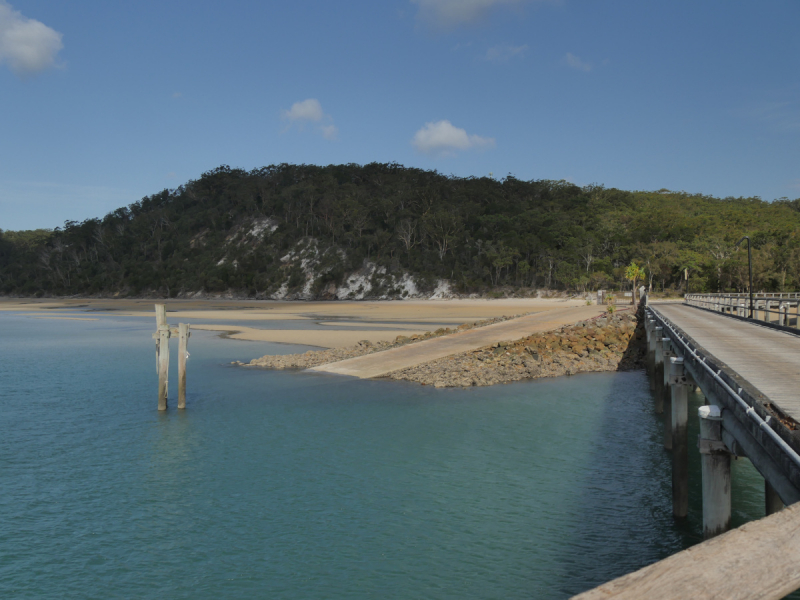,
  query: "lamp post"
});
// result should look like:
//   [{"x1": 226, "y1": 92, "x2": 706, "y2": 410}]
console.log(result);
[{"x1": 736, "y1": 236, "x2": 753, "y2": 319}]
